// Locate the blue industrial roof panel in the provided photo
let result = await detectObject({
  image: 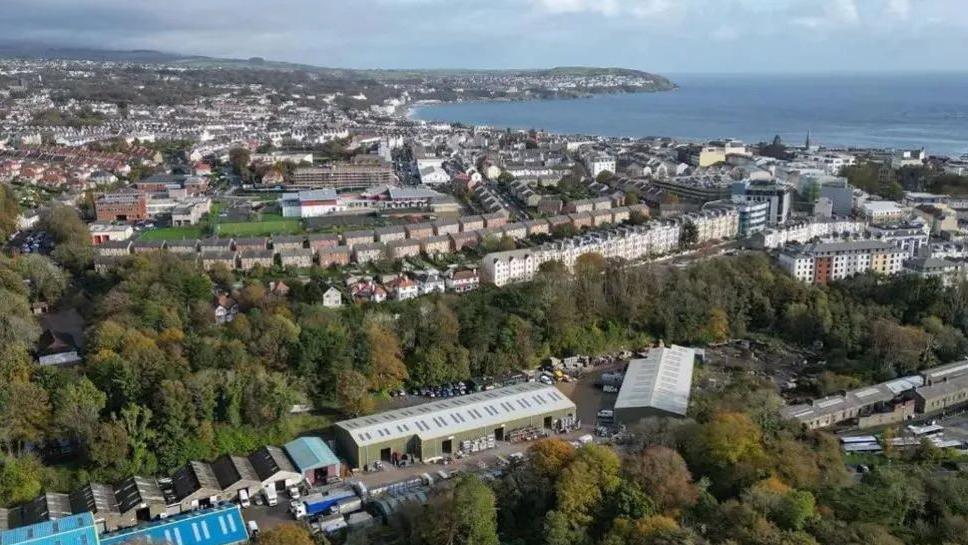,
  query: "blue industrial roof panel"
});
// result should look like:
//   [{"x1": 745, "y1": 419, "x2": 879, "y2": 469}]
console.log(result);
[
  {"x1": 283, "y1": 436, "x2": 339, "y2": 472},
  {"x1": 100, "y1": 505, "x2": 247, "y2": 545},
  {"x1": 0, "y1": 513, "x2": 97, "y2": 545}
]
